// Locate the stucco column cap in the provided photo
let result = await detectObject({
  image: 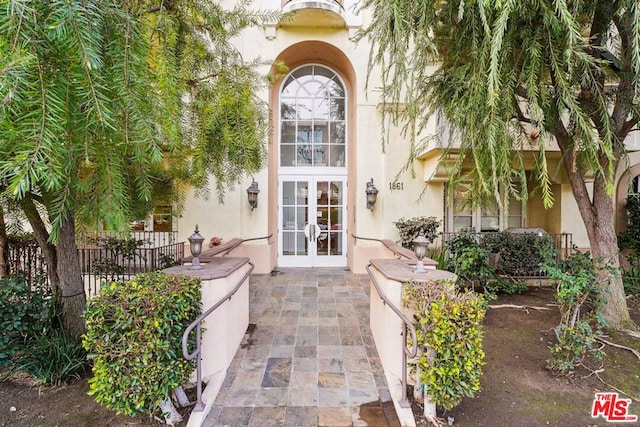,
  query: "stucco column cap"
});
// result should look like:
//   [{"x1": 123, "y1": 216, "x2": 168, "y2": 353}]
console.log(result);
[
  {"x1": 369, "y1": 258, "x2": 456, "y2": 283},
  {"x1": 163, "y1": 257, "x2": 250, "y2": 281}
]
